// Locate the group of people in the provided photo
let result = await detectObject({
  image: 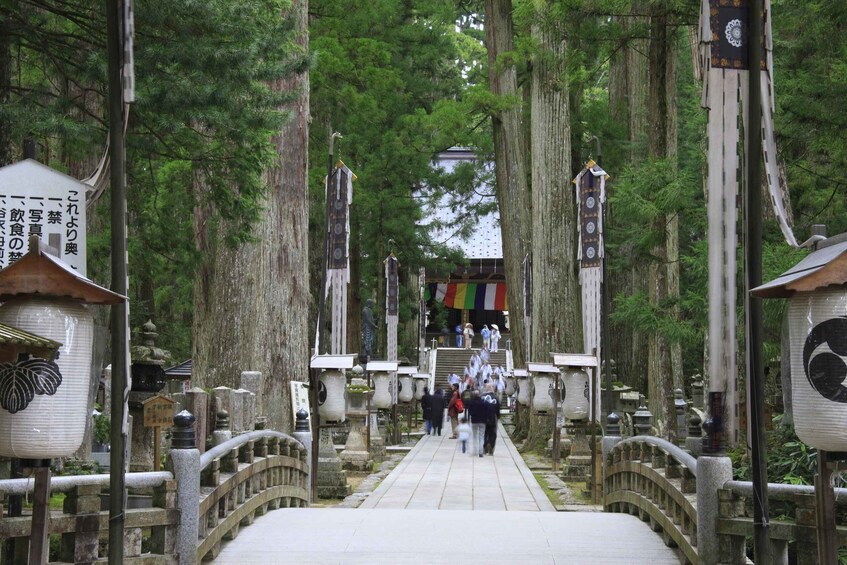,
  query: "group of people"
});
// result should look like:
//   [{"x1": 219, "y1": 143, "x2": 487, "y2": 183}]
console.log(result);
[
  {"x1": 419, "y1": 343, "x2": 504, "y2": 457},
  {"x1": 453, "y1": 322, "x2": 501, "y2": 351}
]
